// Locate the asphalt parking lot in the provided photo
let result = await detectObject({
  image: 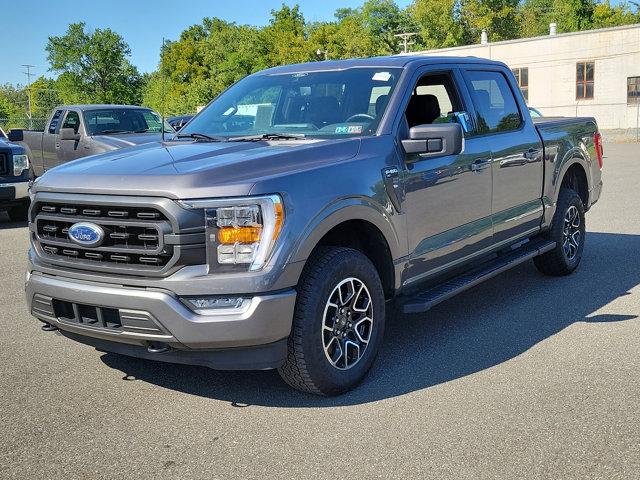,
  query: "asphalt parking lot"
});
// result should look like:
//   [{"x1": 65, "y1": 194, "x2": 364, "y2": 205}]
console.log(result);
[{"x1": 1, "y1": 143, "x2": 638, "y2": 480}]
